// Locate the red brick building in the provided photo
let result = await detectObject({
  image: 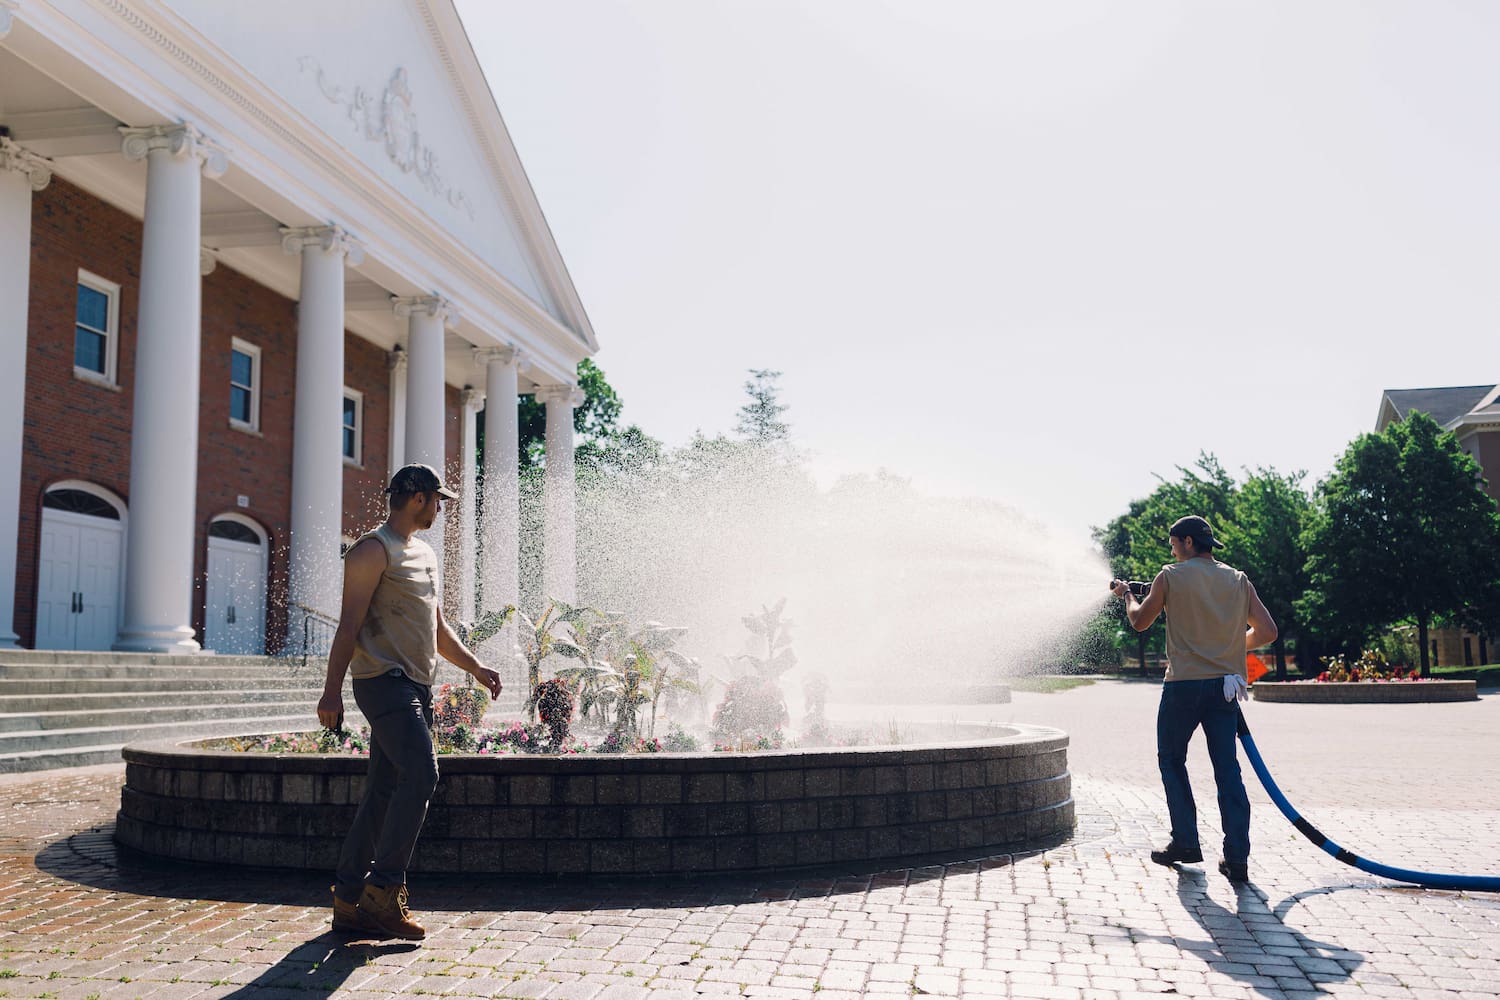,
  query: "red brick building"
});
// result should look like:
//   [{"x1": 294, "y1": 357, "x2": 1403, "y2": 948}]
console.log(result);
[{"x1": 1, "y1": 0, "x2": 596, "y2": 660}]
